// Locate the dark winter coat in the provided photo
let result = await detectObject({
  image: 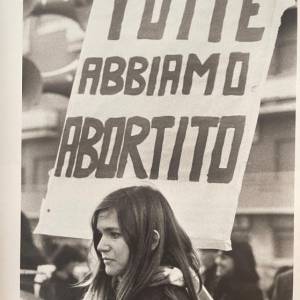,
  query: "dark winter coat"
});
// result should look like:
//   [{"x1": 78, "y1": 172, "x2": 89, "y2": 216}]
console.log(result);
[
  {"x1": 132, "y1": 285, "x2": 191, "y2": 300},
  {"x1": 83, "y1": 284, "x2": 191, "y2": 300},
  {"x1": 213, "y1": 276, "x2": 263, "y2": 300}
]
